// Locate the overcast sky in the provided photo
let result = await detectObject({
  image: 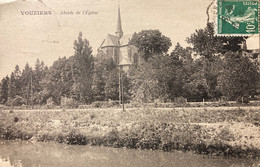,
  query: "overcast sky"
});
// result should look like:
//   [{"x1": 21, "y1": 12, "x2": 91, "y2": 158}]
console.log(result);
[{"x1": 0, "y1": 0, "x2": 258, "y2": 79}]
